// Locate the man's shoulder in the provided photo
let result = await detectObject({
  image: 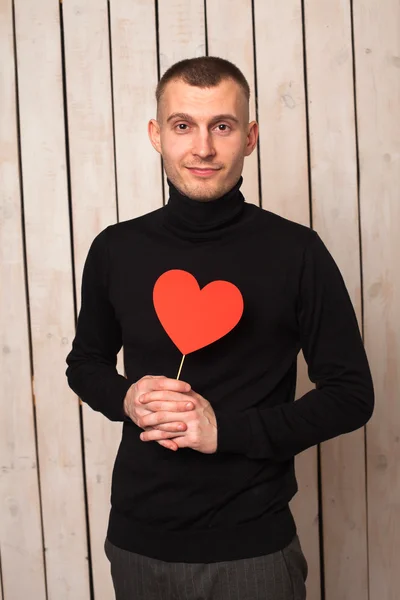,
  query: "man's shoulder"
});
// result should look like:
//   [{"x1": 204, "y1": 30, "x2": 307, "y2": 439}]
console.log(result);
[
  {"x1": 245, "y1": 202, "x2": 315, "y2": 247},
  {"x1": 97, "y1": 206, "x2": 164, "y2": 243},
  {"x1": 112, "y1": 206, "x2": 164, "y2": 233}
]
